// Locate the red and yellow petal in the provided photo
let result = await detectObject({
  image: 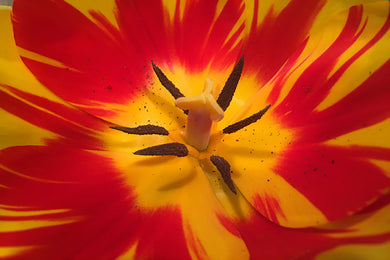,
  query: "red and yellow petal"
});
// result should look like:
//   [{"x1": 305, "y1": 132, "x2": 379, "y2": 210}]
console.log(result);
[
  {"x1": 241, "y1": 0, "x2": 326, "y2": 85},
  {"x1": 2, "y1": 5, "x2": 250, "y2": 257},
  {"x1": 110, "y1": 149, "x2": 250, "y2": 259},
  {"x1": 204, "y1": 170, "x2": 390, "y2": 259},
  {"x1": 3, "y1": 0, "x2": 390, "y2": 258},
  {"x1": 222, "y1": 2, "x2": 390, "y2": 227},
  {"x1": 0, "y1": 143, "x2": 251, "y2": 259},
  {"x1": 0, "y1": 145, "x2": 192, "y2": 259},
  {"x1": 11, "y1": 0, "x2": 245, "y2": 124},
  {"x1": 236, "y1": 0, "x2": 390, "y2": 105},
  {"x1": 230, "y1": 194, "x2": 390, "y2": 259},
  {"x1": 0, "y1": 7, "x2": 106, "y2": 151},
  {"x1": 1, "y1": 18, "x2": 249, "y2": 260}
]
